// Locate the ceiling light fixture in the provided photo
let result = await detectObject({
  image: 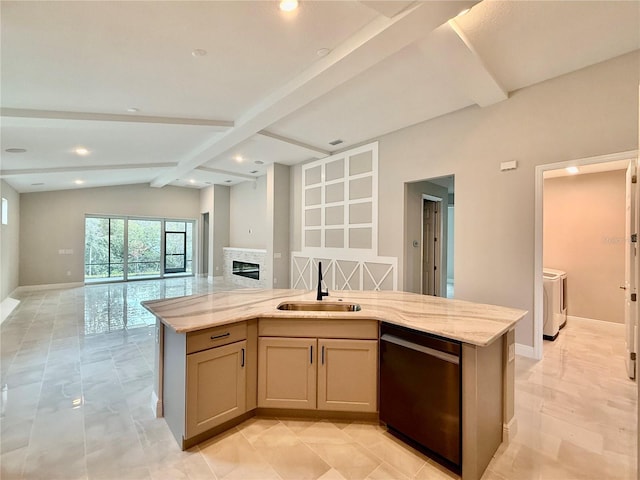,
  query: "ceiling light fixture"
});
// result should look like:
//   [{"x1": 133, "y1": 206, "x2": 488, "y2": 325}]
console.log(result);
[
  {"x1": 74, "y1": 179, "x2": 85, "y2": 185},
  {"x1": 5, "y1": 148, "x2": 27, "y2": 153},
  {"x1": 234, "y1": 155, "x2": 244, "y2": 163},
  {"x1": 566, "y1": 166, "x2": 579, "y2": 174},
  {"x1": 31, "y1": 183, "x2": 44, "y2": 186},
  {"x1": 225, "y1": 180, "x2": 232, "y2": 183},
  {"x1": 192, "y1": 48, "x2": 207, "y2": 57},
  {"x1": 279, "y1": 0, "x2": 298, "y2": 12},
  {"x1": 254, "y1": 160, "x2": 264, "y2": 165},
  {"x1": 74, "y1": 146, "x2": 90, "y2": 156},
  {"x1": 189, "y1": 179, "x2": 196, "y2": 184},
  {"x1": 329, "y1": 139, "x2": 343, "y2": 146},
  {"x1": 316, "y1": 48, "x2": 330, "y2": 58},
  {"x1": 127, "y1": 107, "x2": 139, "y2": 113}
]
